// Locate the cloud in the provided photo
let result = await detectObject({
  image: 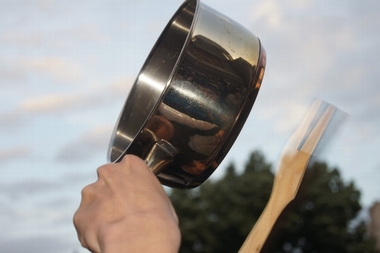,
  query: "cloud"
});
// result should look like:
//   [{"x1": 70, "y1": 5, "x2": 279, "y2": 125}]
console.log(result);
[
  {"x1": 20, "y1": 94, "x2": 83, "y2": 114},
  {"x1": 0, "y1": 110, "x2": 27, "y2": 132},
  {"x1": 250, "y1": 0, "x2": 284, "y2": 29},
  {"x1": 1, "y1": 56, "x2": 85, "y2": 83},
  {"x1": 1, "y1": 31, "x2": 44, "y2": 48},
  {"x1": 65, "y1": 23, "x2": 109, "y2": 44},
  {"x1": 0, "y1": 178, "x2": 58, "y2": 200},
  {"x1": 55, "y1": 125, "x2": 113, "y2": 163},
  {"x1": 0, "y1": 0, "x2": 109, "y2": 47},
  {"x1": 0, "y1": 235, "x2": 81, "y2": 253},
  {"x1": 0, "y1": 175, "x2": 87, "y2": 229},
  {"x1": 0, "y1": 147, "x2": 31, "y2": 164},
  {"x1": 0, "y1": 188, "x2": 84, "y2": 253},
  {"x1": 245, "y1": 0, "x2": 380, "y2": 140},
  {"x1": 257, "y1": 99, "x2": 312, "y2": 134},
  {"x1": 17, "y1": 76, "x2": 132, "y2": 115},
  {"x1": 26, "y1": 57, "x2": 84, "y2": 82},
  {"x1": 0, "y1": 23, "x2": 109, "y2": 49},
  {"x1": 0, "y1": 76, "x2": 134, "y2": 132},
  {"x1": 0, "y1": 179, "x2": 80, "y2": 244},
  {"x1": 0, "y1": 56, "x2": 84, "y2": 86},
  {"x1": 108, "y1": 76, "x2": 135, "y2": 95},
  {"x1": 0, "y1": 94, "x2": 81, "y2": 132}
]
